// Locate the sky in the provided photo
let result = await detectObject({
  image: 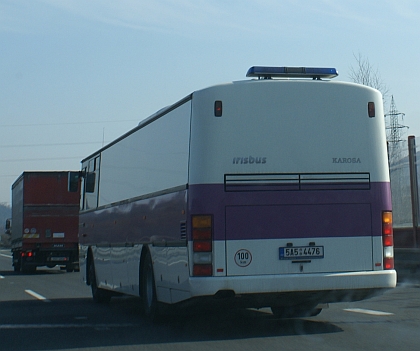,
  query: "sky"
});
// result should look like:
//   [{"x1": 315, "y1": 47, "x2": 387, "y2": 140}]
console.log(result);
[{"x1": 1, "y1": 0, "x2": 420, "y2": 206}]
